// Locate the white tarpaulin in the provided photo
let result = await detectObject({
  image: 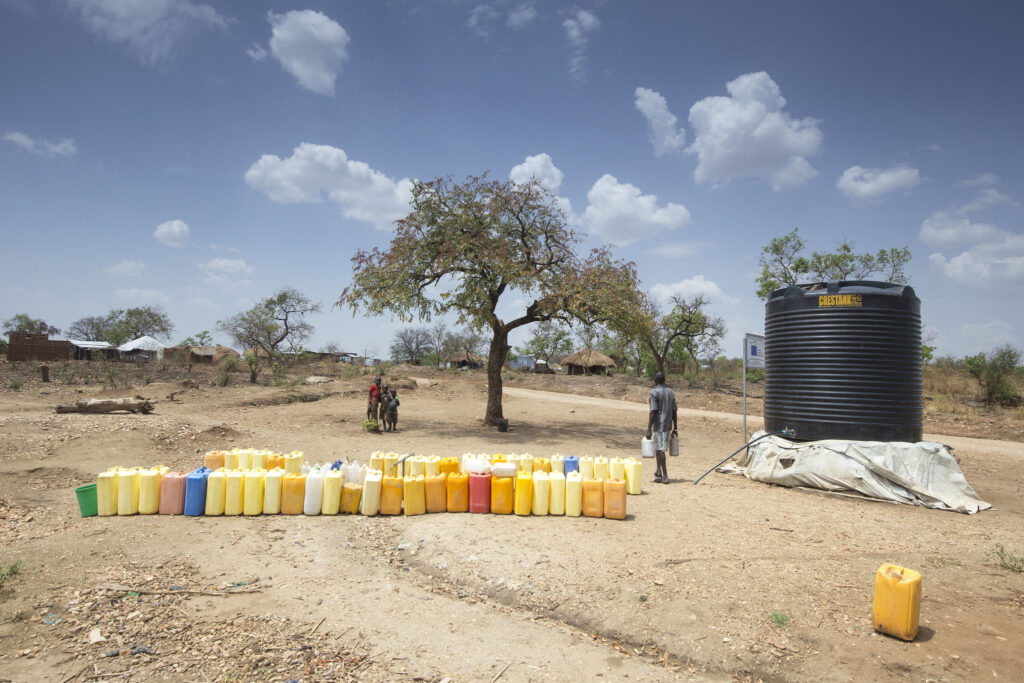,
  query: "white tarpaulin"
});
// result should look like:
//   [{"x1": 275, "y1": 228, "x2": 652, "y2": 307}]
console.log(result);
[
  {"x1": 117, "y1": 336, "x2": 165, "y2": 352},
  {"x1": 718, "y1": 432, "x2": 991, "y2": 514}
]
